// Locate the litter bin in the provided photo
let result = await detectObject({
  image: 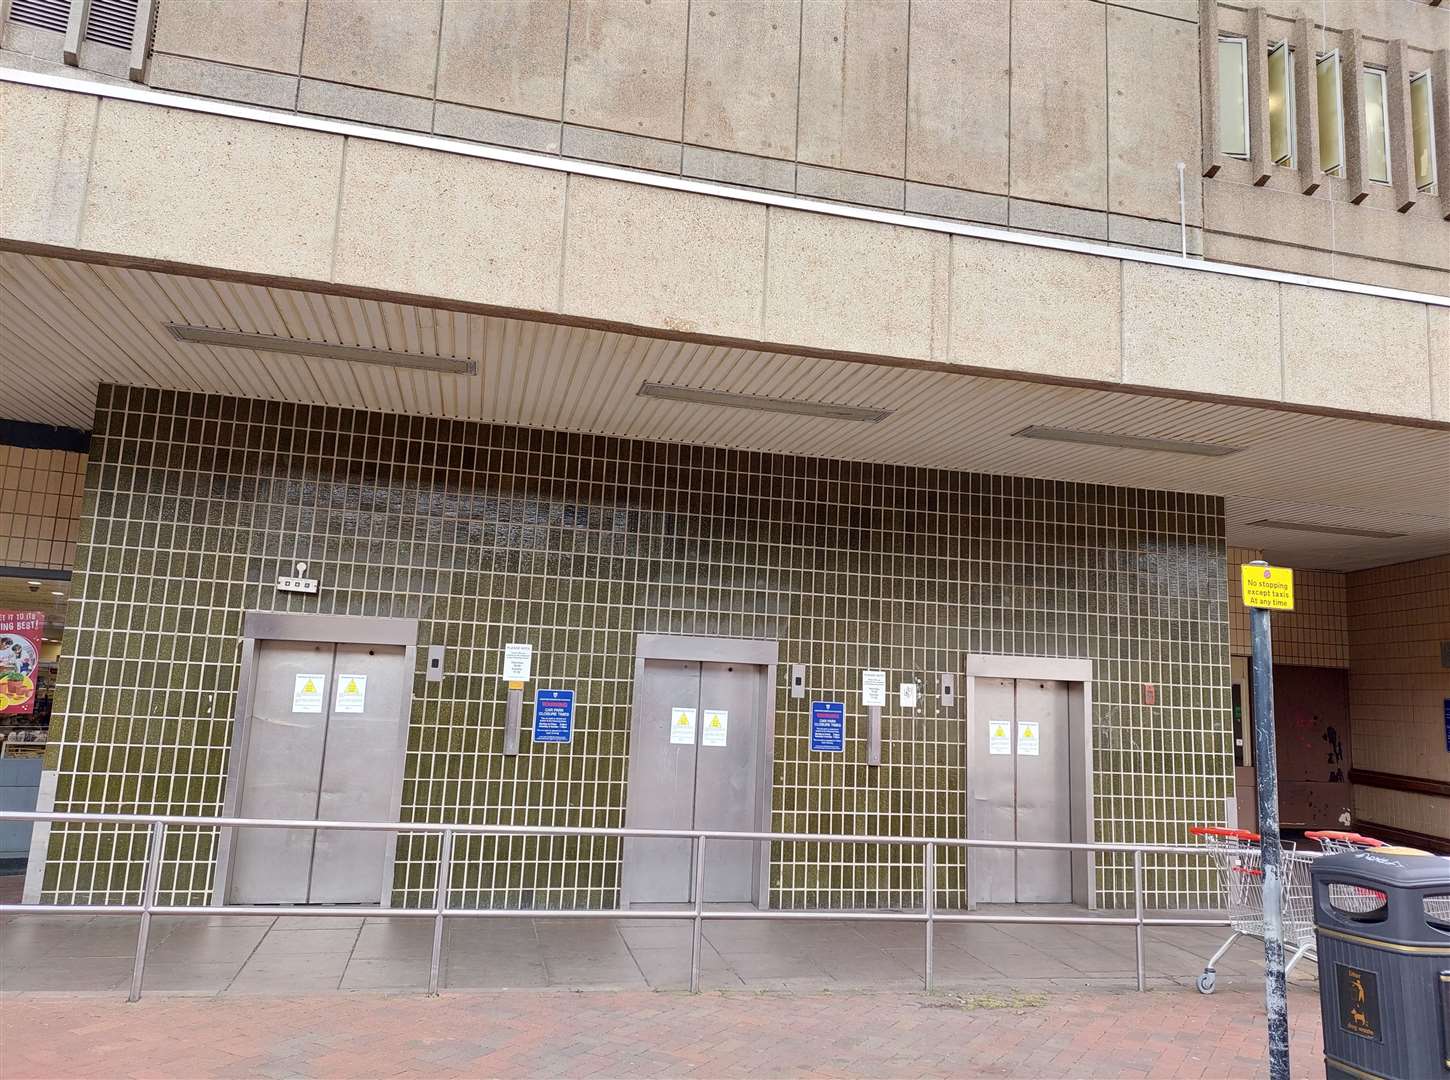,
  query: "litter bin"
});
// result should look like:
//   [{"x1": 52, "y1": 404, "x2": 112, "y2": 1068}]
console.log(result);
[{"x1": 1311, "y1": 847, "x2": 1450, "y2": 1080}]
